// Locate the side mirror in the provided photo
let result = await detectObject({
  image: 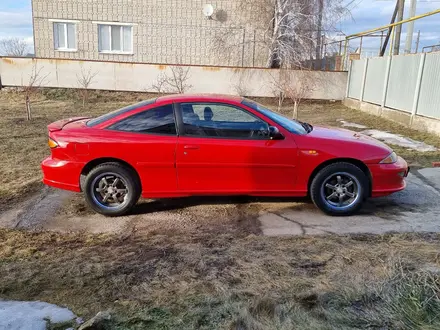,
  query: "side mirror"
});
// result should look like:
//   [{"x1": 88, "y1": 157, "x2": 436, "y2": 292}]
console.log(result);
[{"x1": 269, "y1": 126, "x2": 284, "y2": 140}]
